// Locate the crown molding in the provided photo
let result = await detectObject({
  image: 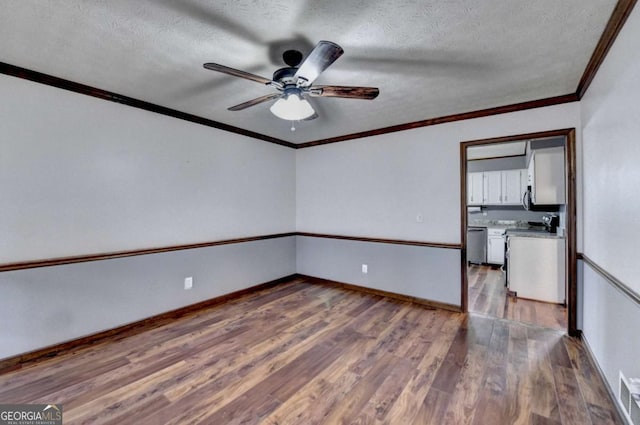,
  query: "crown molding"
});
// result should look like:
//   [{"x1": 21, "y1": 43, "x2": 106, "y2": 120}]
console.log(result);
[
  {"x1": 0, "y1": 62, "x2": 295, "y2": 149},
  {"x1": 576, "y1": 0, "x2": 638, "y2": 99},
  {"x1": 1, "y1": 0, "x2": 635, "y2": 149},
  {"x1": 295, "y1": 94, "x2": 578, "y2": 148}
]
